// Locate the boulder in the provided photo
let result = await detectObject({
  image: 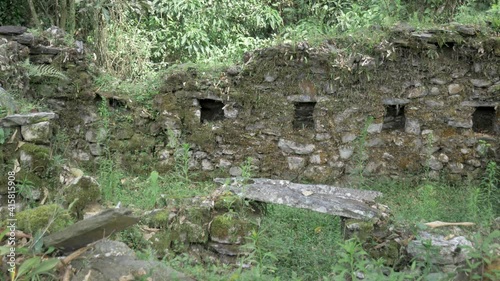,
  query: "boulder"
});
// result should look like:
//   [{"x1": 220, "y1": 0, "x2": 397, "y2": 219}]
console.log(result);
[{"x1": 407, "y1": 231, "x2": 472, "y2": 265}]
